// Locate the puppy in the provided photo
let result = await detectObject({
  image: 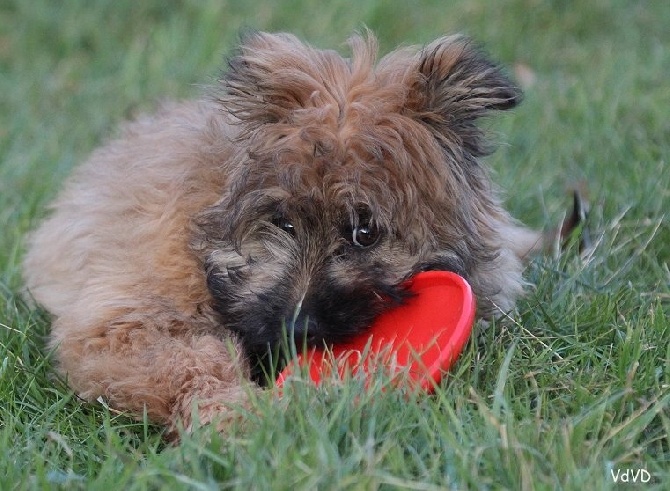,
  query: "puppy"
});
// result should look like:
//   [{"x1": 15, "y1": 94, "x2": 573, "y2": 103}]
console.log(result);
[{"x1": 23, "y1": 31, "x2": 551, "y2": 435}]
